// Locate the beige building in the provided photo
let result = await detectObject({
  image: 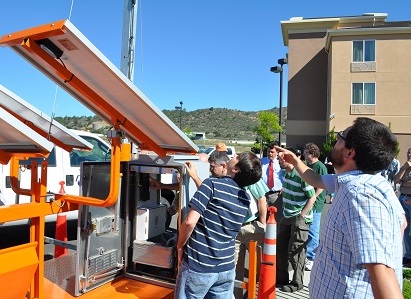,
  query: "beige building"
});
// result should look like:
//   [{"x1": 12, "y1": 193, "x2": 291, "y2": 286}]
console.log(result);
[{"x1": 281, "y1": 13, "x2": 411, "y2": 164}]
